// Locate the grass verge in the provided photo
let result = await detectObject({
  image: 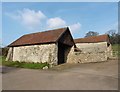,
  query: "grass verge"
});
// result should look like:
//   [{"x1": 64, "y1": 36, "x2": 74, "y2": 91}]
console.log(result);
[{"x1": 0, "y1": 56, "x2": 49, "y2": 69}]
